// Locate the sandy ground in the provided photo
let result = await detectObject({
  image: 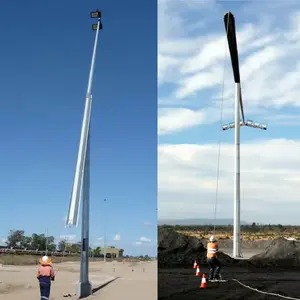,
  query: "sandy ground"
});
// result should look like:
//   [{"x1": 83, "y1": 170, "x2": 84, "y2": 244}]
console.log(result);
[
  {"x1": 0, "y1": 260, "x2": 157, "y2": 300},
  {"x1": 158, "y1": 266, "x2": 300, "y2": 300},
  {"x1": 98, "y1": 261, "x2": 157, "y2": 299},
  {"x1": 220, "y1": 248, "x2": 262, "y2": 259}
]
